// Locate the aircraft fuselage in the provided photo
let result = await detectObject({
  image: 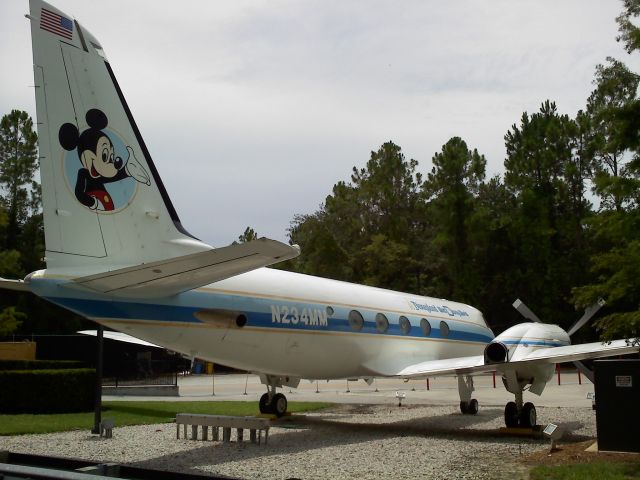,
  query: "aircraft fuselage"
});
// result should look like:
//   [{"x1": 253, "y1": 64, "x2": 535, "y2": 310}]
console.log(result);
[{"x1": 29, "y1": 267, "x2": 494, "y2": 379}]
